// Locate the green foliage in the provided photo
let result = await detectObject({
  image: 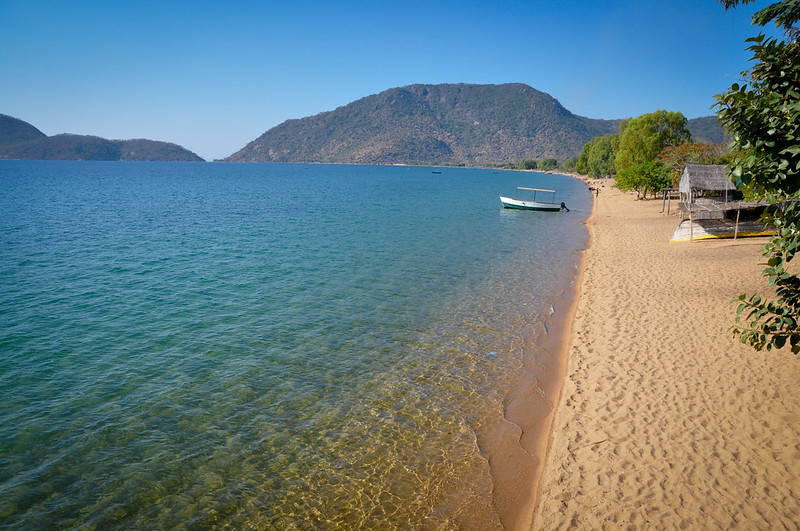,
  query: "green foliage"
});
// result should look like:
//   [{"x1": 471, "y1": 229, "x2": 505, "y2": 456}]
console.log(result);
[
  {"x1": 516, "y1": 158, "x2": 557, "y2": 170},
  {"x1": 615, "y1": 110, "x2": 692, "y2": 174},
  {"x1": 657, "y1": 142, "x2": 731, "y2": 185},
  {"x1": 575, "y1": 148, "x2": 589, "y2": 175},
  {"x1": 539, "y1": 158, "x2": 558, "y2": 170},
  {"x1": 614, "y1": 161, "x2": 670, "y2": 197},
  {"x1": 751, "y1": 0, "x2": 800, "y2": 38},
  {"x1": 560, "y1": 157, "x2": 578, "y2": 172},
  {"x1": 715, "y1": 0, "x2": 800, "y2": 353},
  {"x1": 576, "y1": 134, "x2": 617, "y2": 177},
  {"x1": 657, "y1": 142, "x2": 730, "y2": 171}
]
